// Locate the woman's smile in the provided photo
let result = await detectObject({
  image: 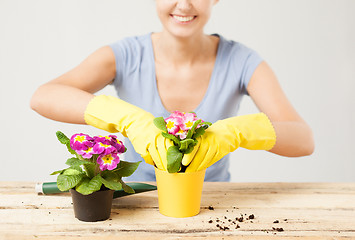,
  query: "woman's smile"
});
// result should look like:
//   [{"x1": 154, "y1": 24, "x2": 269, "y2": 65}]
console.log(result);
[{"x1": 170, "y1": 14, "x2": 197, "y2": 24}]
